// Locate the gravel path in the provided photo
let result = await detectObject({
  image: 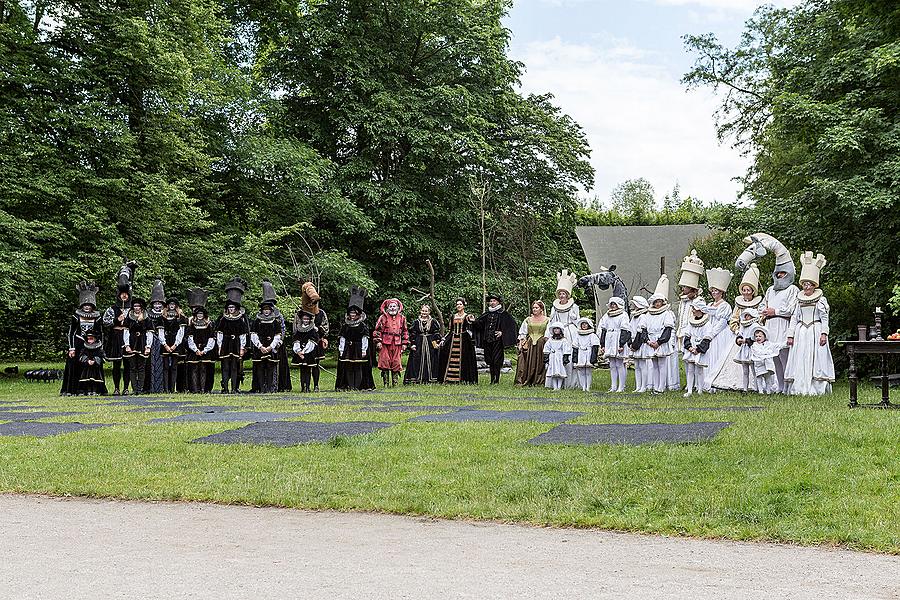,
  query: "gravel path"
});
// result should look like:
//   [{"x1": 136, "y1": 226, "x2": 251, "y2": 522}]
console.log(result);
[{"x1": 0, "y1": 494, "x2": 896, "y2": 599}]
